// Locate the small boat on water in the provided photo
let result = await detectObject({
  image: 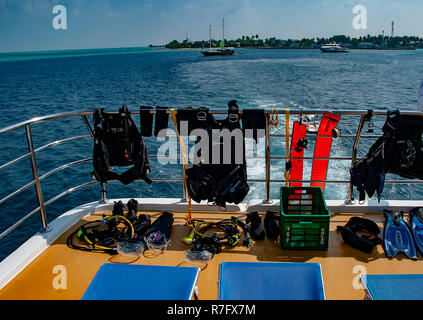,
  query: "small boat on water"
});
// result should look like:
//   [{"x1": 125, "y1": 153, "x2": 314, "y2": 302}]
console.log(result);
[
  {"x1": 201, "y1": 48, "x2": 235, "y2": 56},
  {"x1": 202, "y1": 19, "x2": 235, "y2": 57},
  {"x1": 320, "y1": 42, "x2": 350, "y2": 53}
]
